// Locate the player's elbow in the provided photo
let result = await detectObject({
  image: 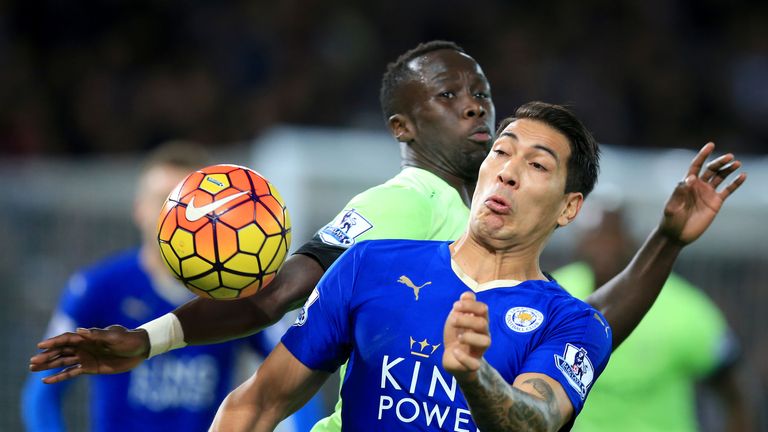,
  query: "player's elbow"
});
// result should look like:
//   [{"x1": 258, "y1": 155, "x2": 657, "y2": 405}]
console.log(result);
[
  {"x1": 240, "y1": 290, "x2": 290, "y2": 329},
  {"x1": 243, "y1": 262, "x2": 321, "y2": 328}
]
